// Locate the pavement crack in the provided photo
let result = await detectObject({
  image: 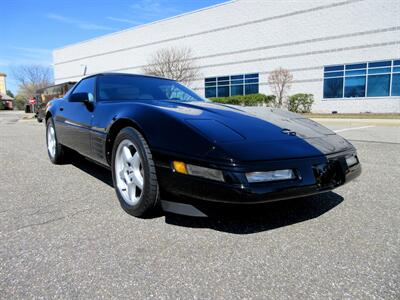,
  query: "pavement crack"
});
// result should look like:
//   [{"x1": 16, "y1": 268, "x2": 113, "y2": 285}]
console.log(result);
[
  {"x1": 27, "y1": 209, "x2": 61, "y2": 217},
  {"x1": 15, "y1": 208, "x2": 92, "y2": 232},
  {"x1": 0, "y1": 203, "x2": 58, "y2": 216}
]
